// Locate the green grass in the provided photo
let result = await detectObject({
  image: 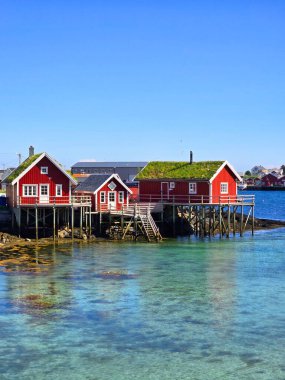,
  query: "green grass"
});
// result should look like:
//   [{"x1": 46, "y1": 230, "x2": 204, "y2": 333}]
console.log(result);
[{"x1": 136, "y1": 161, "x2": 224, "y2": 180}]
